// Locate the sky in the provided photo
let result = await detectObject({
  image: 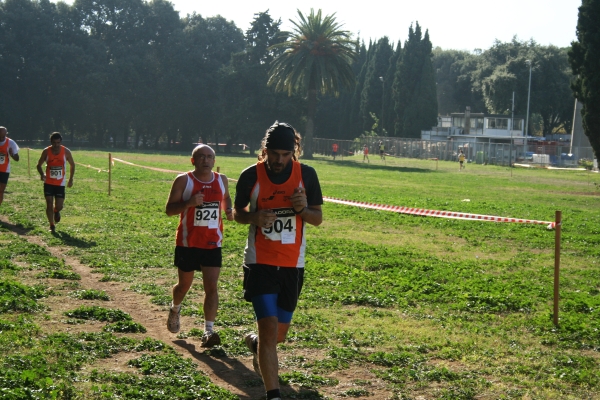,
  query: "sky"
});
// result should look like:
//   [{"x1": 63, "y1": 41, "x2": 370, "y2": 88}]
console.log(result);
[{"x1": 53, "y1": 0, "x2": 581, "y2": 51}]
